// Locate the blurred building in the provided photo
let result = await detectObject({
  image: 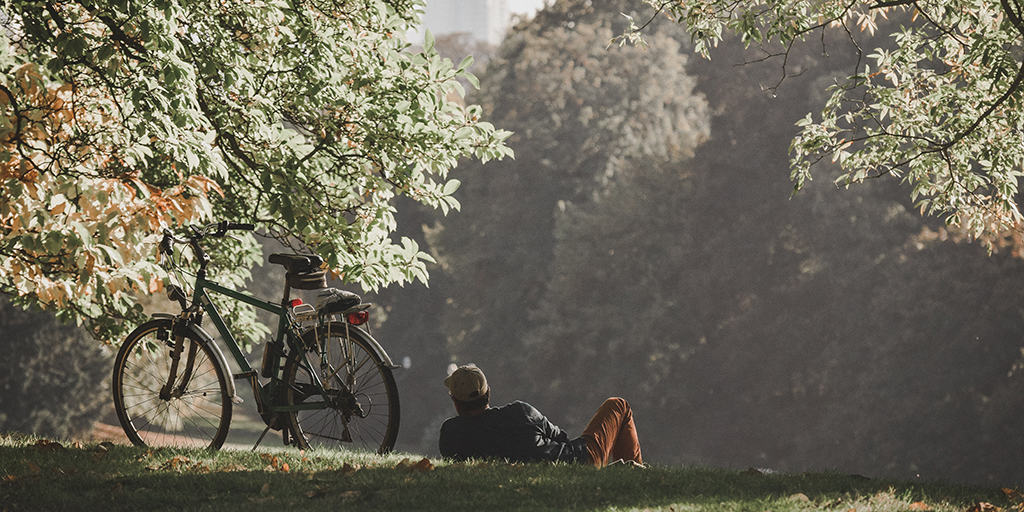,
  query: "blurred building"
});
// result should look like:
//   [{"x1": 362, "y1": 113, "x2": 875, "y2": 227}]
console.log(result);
[{"x1": 413, "y1": 0, "x2": 512, "y2": 45}]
